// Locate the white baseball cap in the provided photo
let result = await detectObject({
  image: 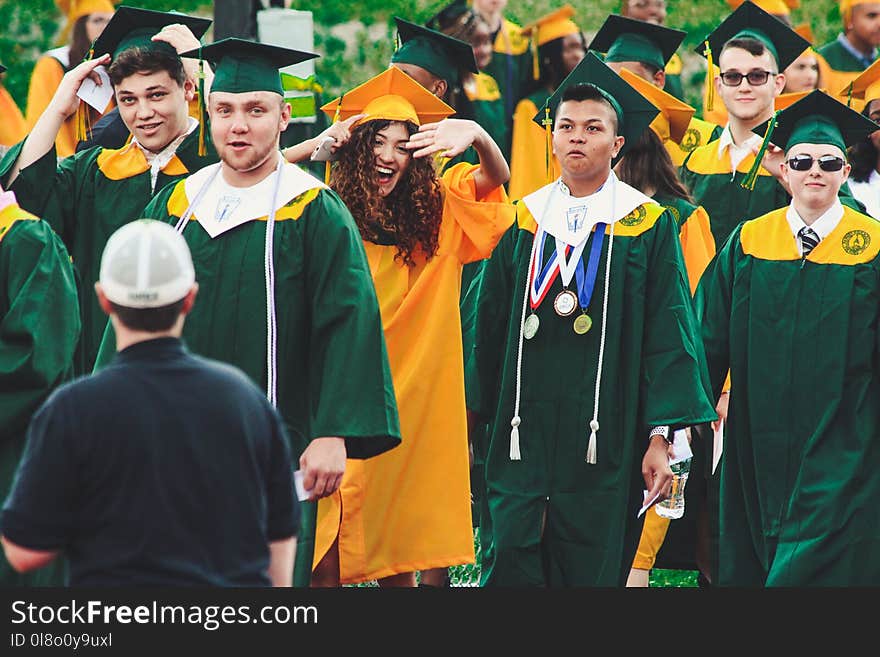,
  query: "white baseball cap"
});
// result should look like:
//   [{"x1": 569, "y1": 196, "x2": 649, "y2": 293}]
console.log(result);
[{"x1": 99, "y1": 220, "x2": 195, "y2": 308}]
